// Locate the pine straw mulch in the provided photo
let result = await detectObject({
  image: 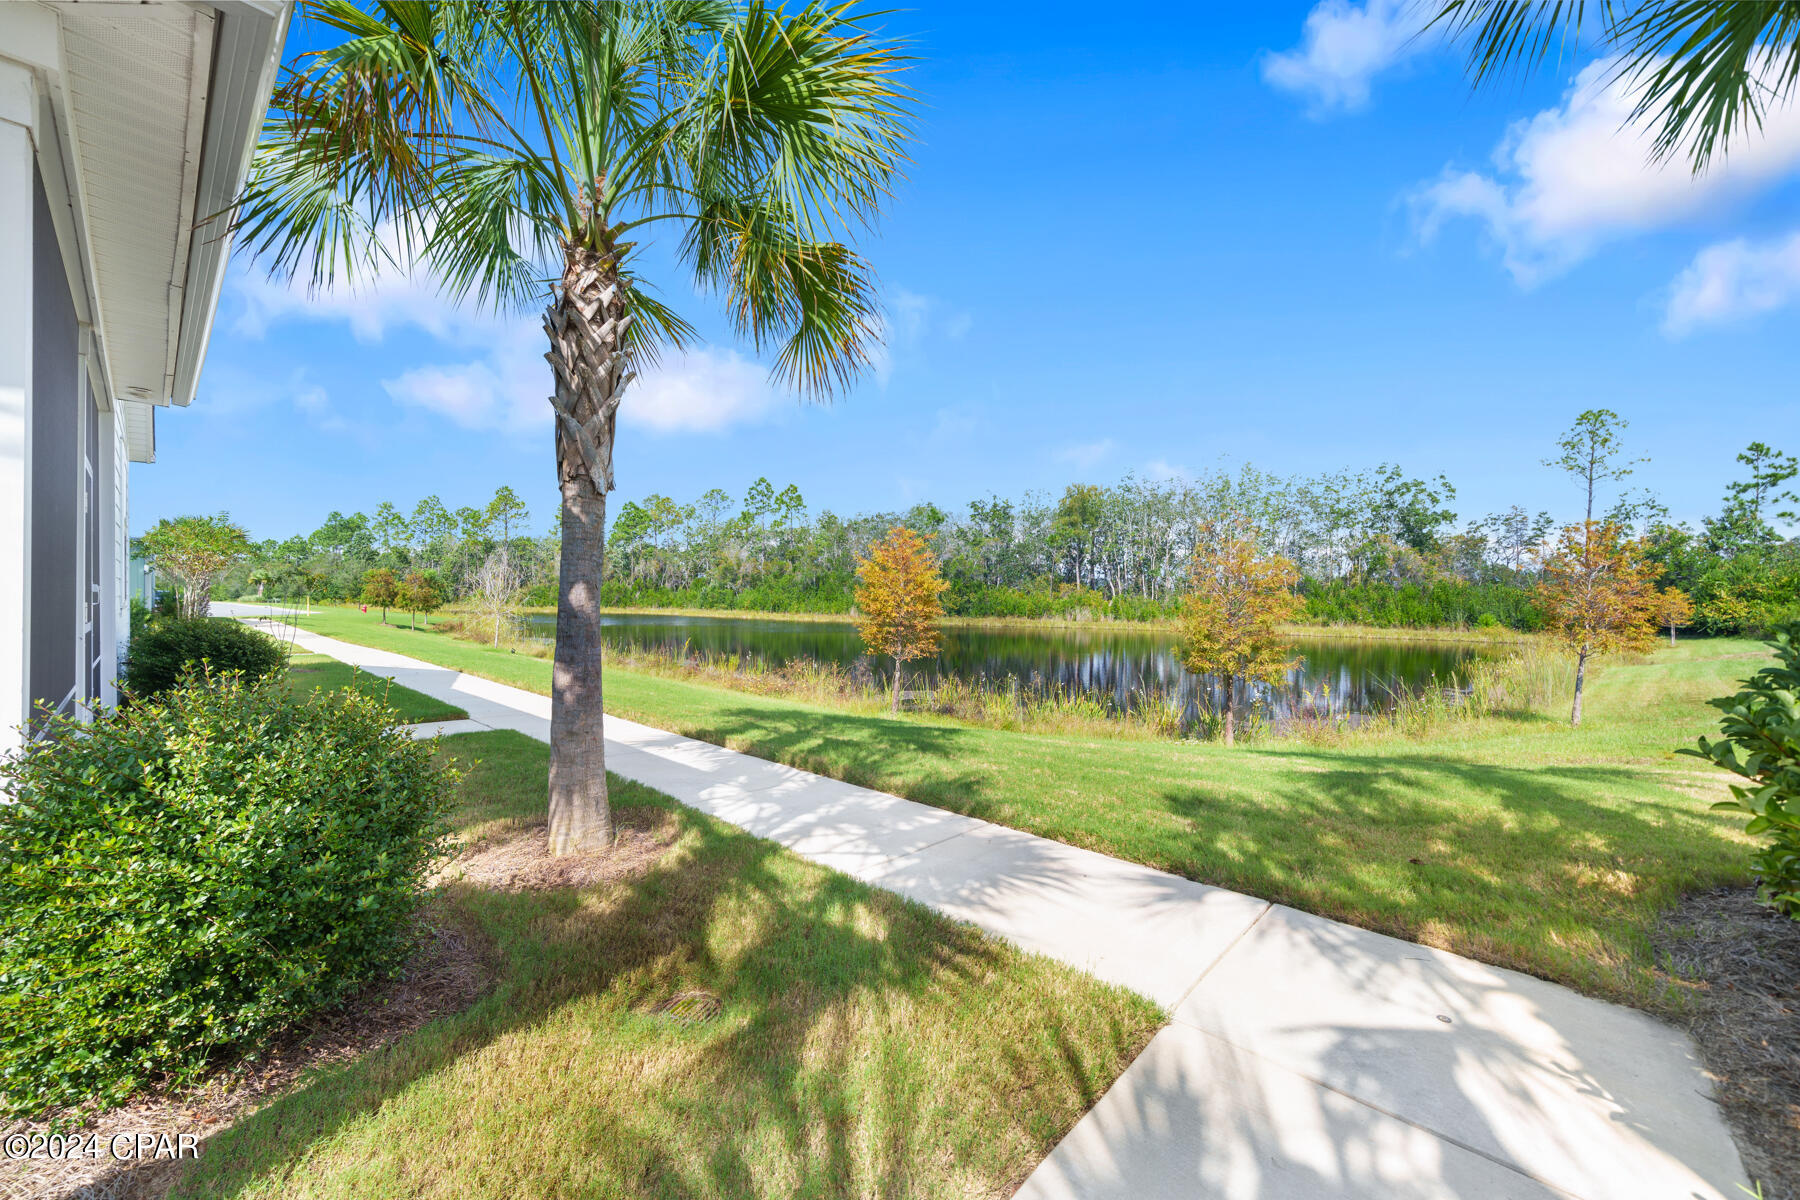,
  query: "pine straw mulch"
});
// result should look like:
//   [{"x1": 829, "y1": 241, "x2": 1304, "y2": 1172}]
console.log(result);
[
  {"x1": 434, "y1": 805, "x2": 681, "y2": 893},
  {"x1": 1654, "y1": 886, "x2": 1800, "y2": 1200},
  {"x1": 3, "y1": 807, "x2": 680, "y2": 1200}
]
